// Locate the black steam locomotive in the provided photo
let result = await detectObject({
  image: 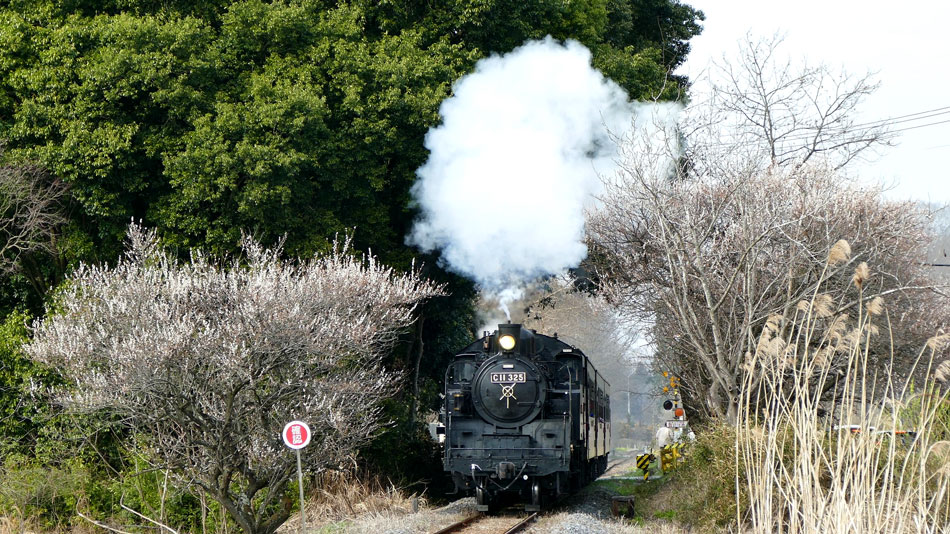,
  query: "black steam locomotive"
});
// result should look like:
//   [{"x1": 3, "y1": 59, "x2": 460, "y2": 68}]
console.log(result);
[{"x1": 435, "y1": 323, "x2": 610, "y2": 511}]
